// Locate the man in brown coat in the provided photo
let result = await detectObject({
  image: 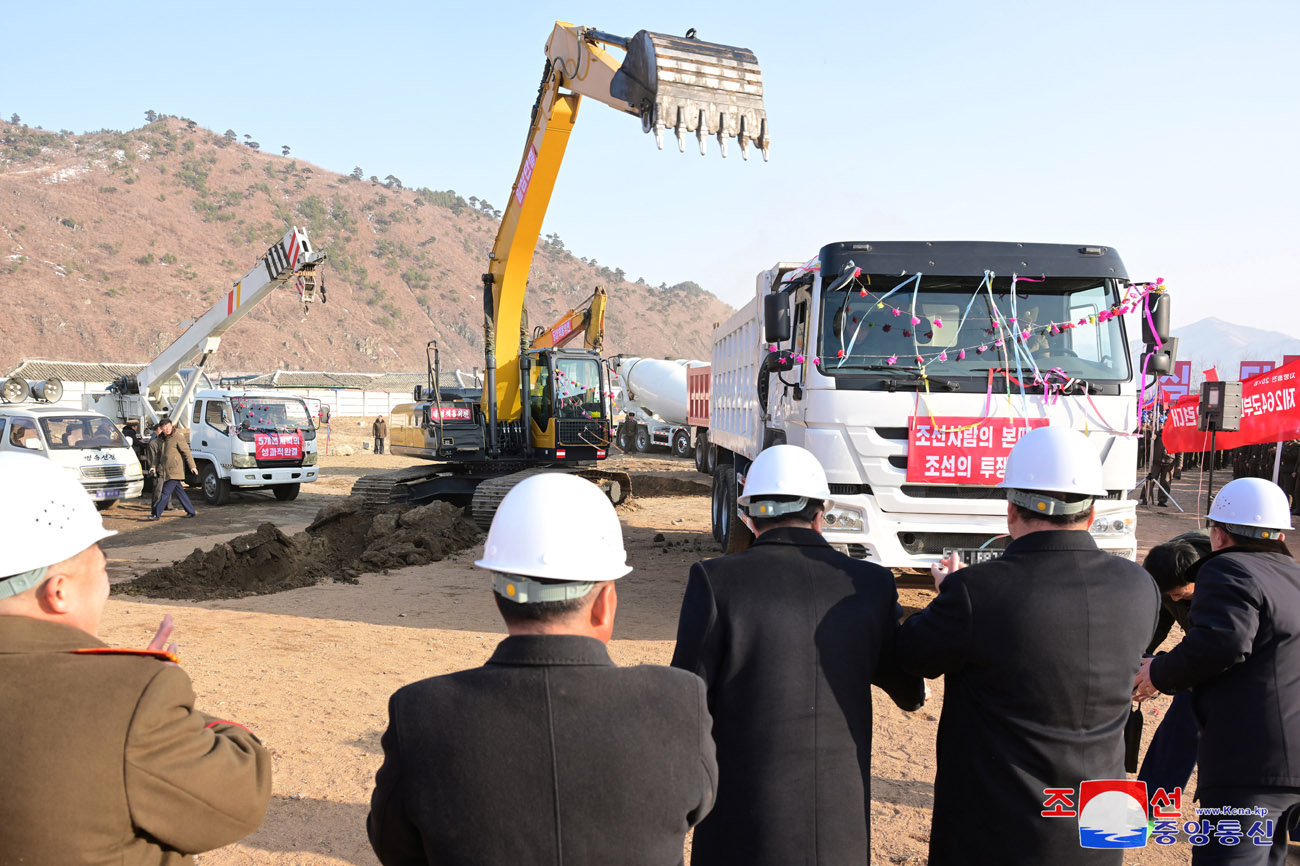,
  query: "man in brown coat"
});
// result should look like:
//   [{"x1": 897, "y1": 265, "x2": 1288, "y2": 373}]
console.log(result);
[
  {"x1": 0, "y1": 452, "x2": 271, "y2": 865},
  {"x1": 372, "y1": 415, "x2": 387, "y2": 455},
  {"x1": 149, "y1": 418, "x2": 198, "y2": 520}
]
